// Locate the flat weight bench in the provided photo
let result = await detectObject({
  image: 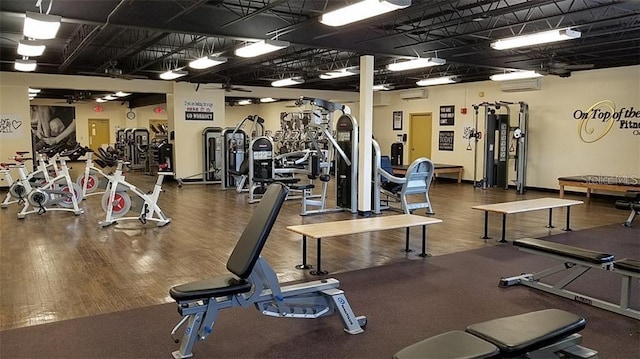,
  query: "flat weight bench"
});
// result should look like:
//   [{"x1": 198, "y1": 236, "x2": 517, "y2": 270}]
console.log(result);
[
  {"x1": 615, "y1": 190, "x2": 640, "y2": 227},
  {"x1": 168, "y1": 183, "x2": 366, "y2": 359},
  {"x1": 500, "y1": 238, "x2": 640, "y2": 320},
  {"x1": 393, "y1": 309, "x2": 598, "y2": 359},
  {"x1": 558, "y1": 175, "x2": 640, "y2": 198}
]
